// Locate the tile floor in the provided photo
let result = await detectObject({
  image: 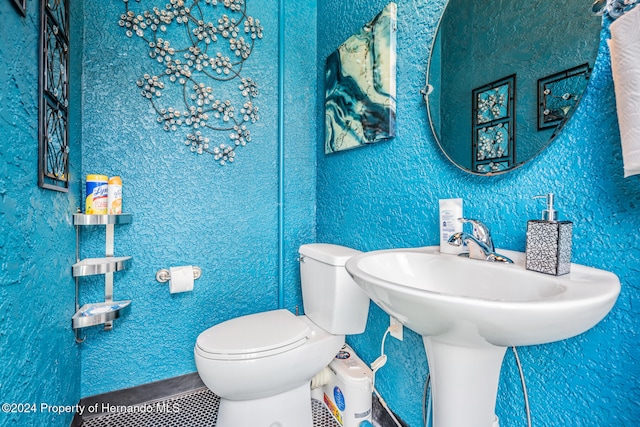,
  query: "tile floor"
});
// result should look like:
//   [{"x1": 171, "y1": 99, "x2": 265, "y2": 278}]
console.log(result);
[{"x1": 81, "y1": 387, "x2": 342, "y2": 427}]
